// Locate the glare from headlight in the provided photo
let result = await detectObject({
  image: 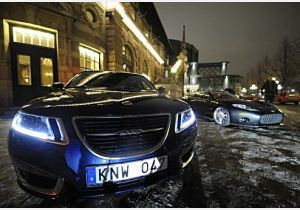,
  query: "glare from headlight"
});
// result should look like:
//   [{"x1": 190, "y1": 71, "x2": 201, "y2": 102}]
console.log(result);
[
  {"x1": 232, "y1": 104, "x2": 258, "y2": 112},
  {"x1": 11, "y1": 112, "x2": 66, "y2": 143},
  {"x1": 175, "y1": 108, "x2": 196, "y2": 133}
]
